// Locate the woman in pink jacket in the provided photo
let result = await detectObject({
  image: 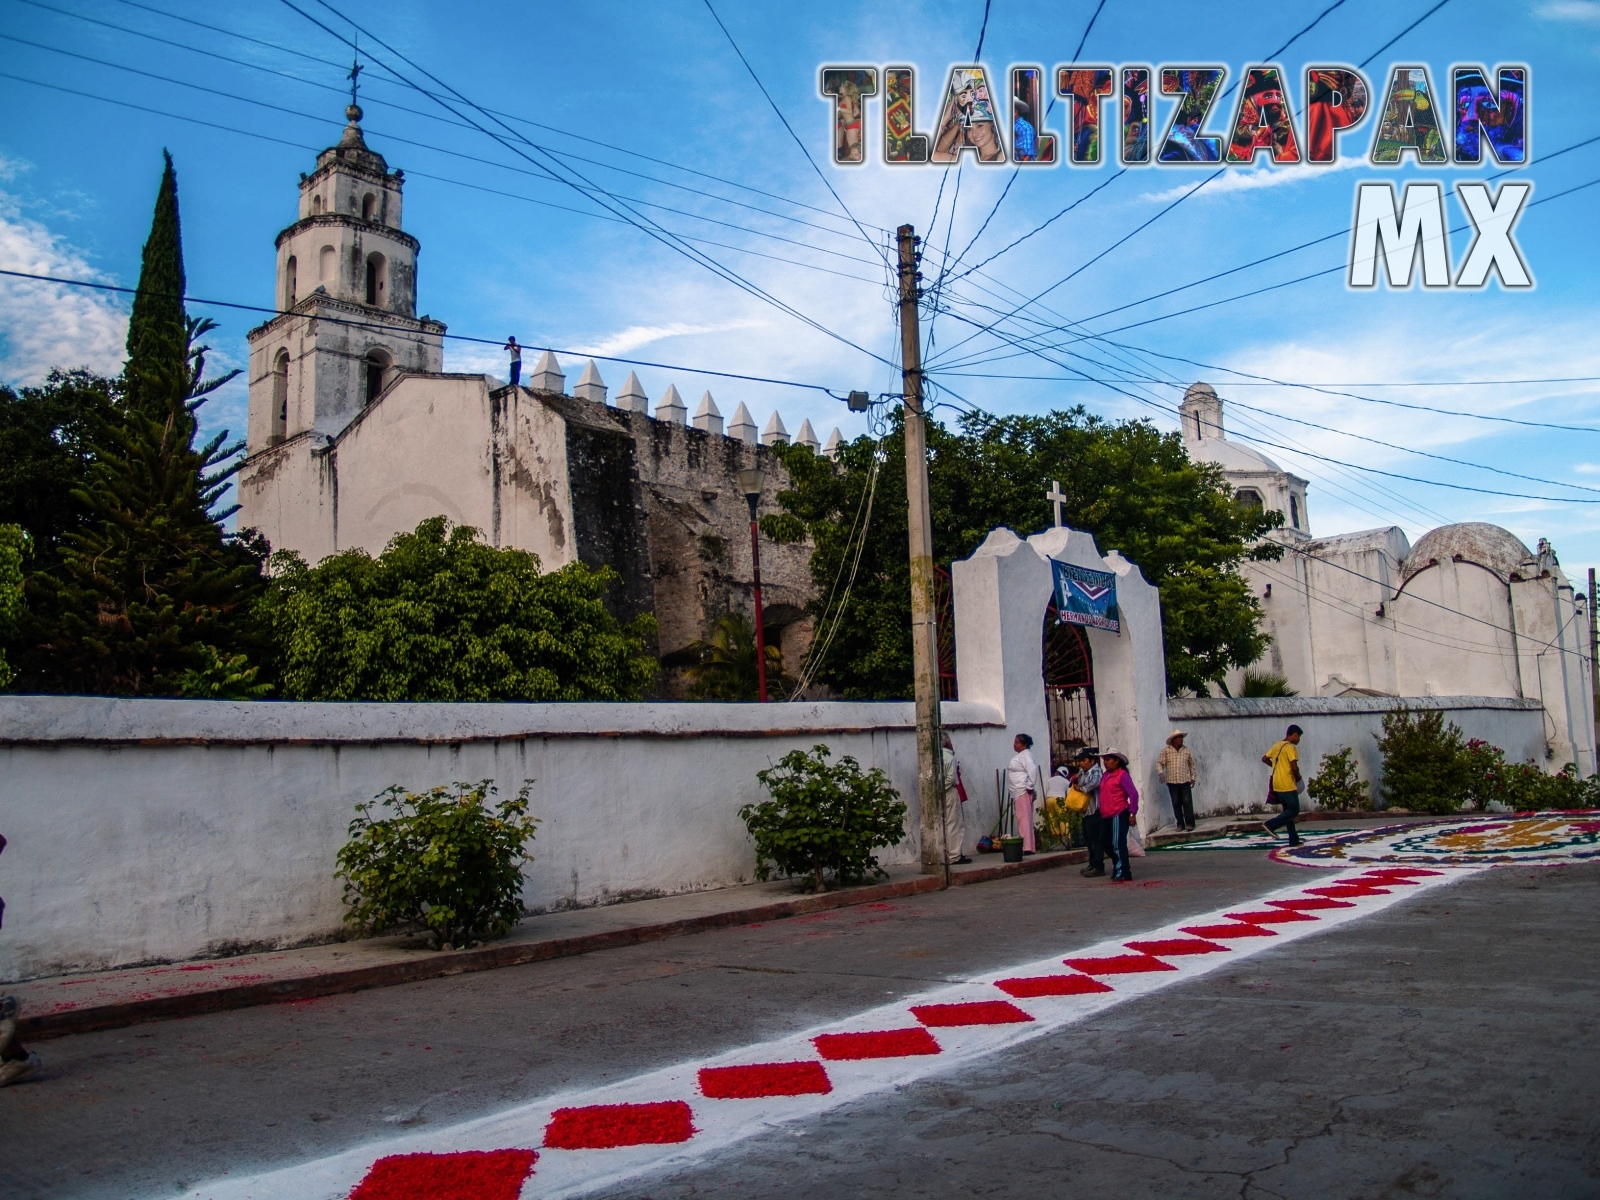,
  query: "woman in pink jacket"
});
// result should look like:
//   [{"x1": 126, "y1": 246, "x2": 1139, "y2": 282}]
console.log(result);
[{"x1": 1097, "y1": 749, "x2": 1139, "y2": 883}]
